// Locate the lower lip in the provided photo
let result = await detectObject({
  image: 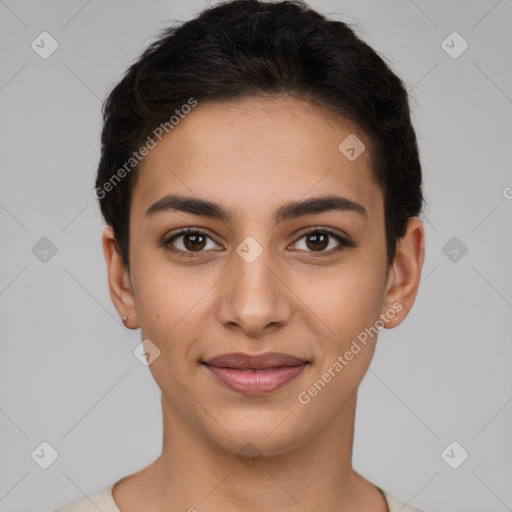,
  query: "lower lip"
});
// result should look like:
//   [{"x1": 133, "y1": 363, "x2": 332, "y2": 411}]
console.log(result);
[{"x1": 204, "y1": 363, "x2": 308, "y2": 395}]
